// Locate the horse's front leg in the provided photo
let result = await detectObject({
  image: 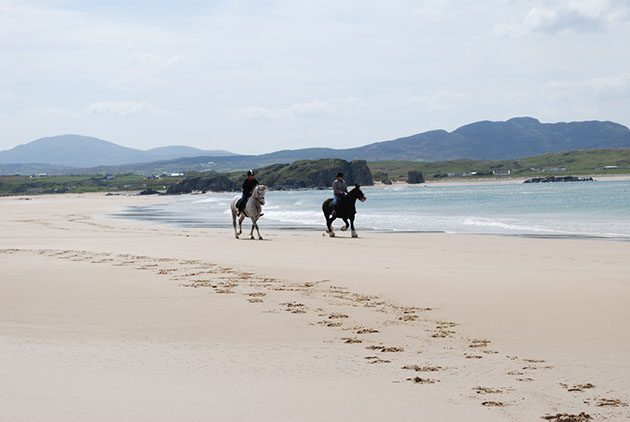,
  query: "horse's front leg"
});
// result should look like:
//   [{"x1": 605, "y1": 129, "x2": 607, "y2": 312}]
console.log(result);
[
  {"x1": 253, "y1": 219, "x2": 263, "y2": 240},
  {"x1": 340, "y1": 218, "x2": 349, "y2": 231},
  {"x1": 350, "y1": 217, "x2": 358, "y2": 238},
  {"x1": 249, "y1": 218, "x2": 256, "y2": 239}
]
